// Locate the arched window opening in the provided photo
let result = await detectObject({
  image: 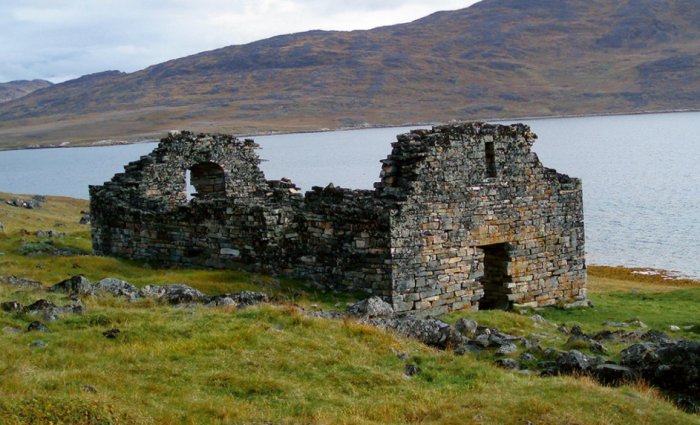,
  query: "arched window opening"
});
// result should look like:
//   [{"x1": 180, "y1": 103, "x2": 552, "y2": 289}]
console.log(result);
[{"x1": 185, "y1": 162, "x2": 226, "y2": 200}]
